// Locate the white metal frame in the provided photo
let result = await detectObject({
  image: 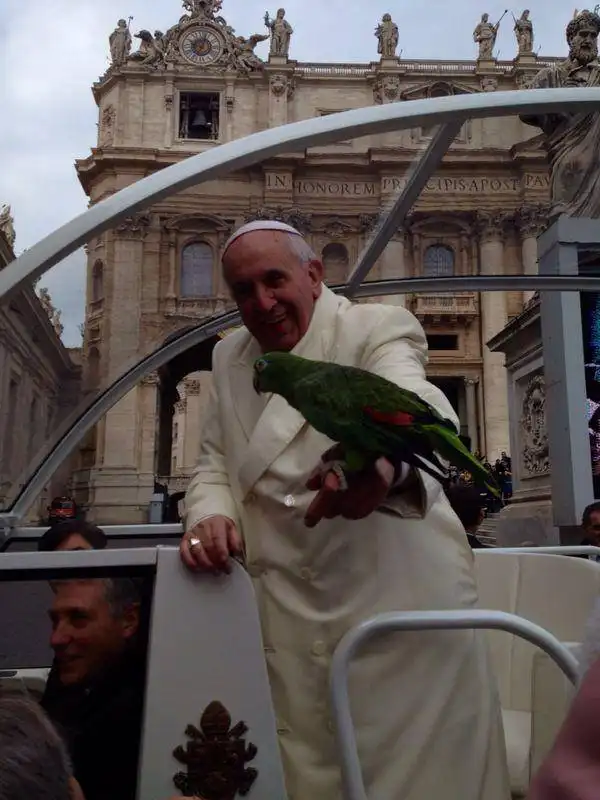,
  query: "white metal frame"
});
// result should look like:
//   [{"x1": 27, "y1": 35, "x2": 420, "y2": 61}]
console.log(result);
[
  {"x1": 2, "y1": 87, "x2": 600, "y2": 525},
  {"x1": 330, "y1": 609, "x2": 579, "y2": 800}
]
